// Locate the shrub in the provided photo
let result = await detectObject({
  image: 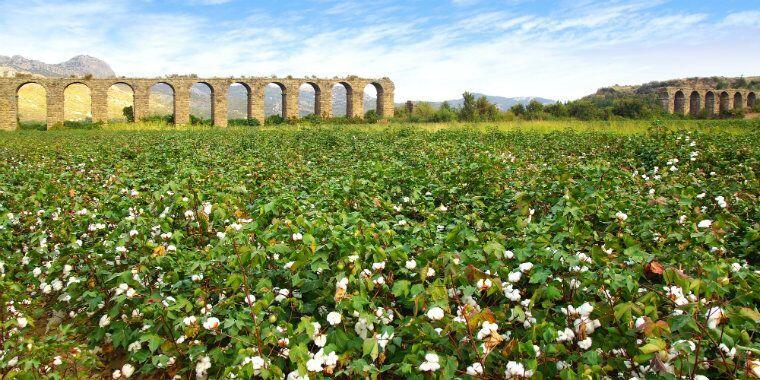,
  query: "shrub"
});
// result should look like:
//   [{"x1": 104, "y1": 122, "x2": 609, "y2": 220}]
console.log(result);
[
  {"x1": 122, "y1": 106, "x2": 135, "y2": 122},
  {"x1": 364, "y1": 110, "x2": 379, "y2": 124},
  {"x1": 265, "y1": 114, "x2": 285, "y2": 125},
  {"x1": 228, "y1": 118, "x2": 261, "y2": 127},
  {"x1": 17, "y1": 121, "x2": 47, "y2": 131}
]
